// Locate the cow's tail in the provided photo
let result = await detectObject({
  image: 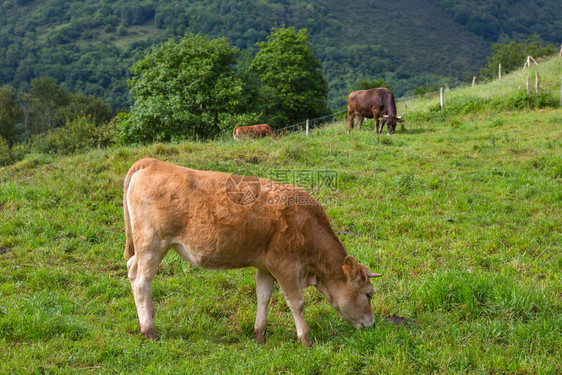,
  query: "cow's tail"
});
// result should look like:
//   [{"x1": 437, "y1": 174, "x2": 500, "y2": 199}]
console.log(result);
[{"x1": 123, "y1": 158, "x2": 152, "y2": 260}]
